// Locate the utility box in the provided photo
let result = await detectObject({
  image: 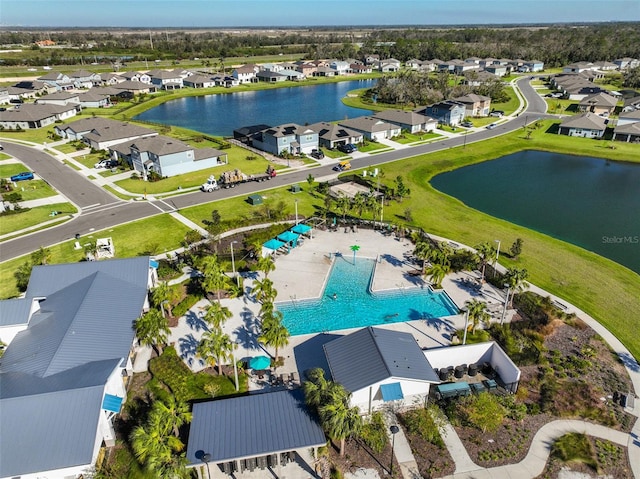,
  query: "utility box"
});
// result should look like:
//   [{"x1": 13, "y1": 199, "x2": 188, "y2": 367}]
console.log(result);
[
  {"x1": 290, "y1": 184, "x2": 301, "y2": 193},
  {"x1": 248, "y1": 194, "x2": 263, "y2": 205}
]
